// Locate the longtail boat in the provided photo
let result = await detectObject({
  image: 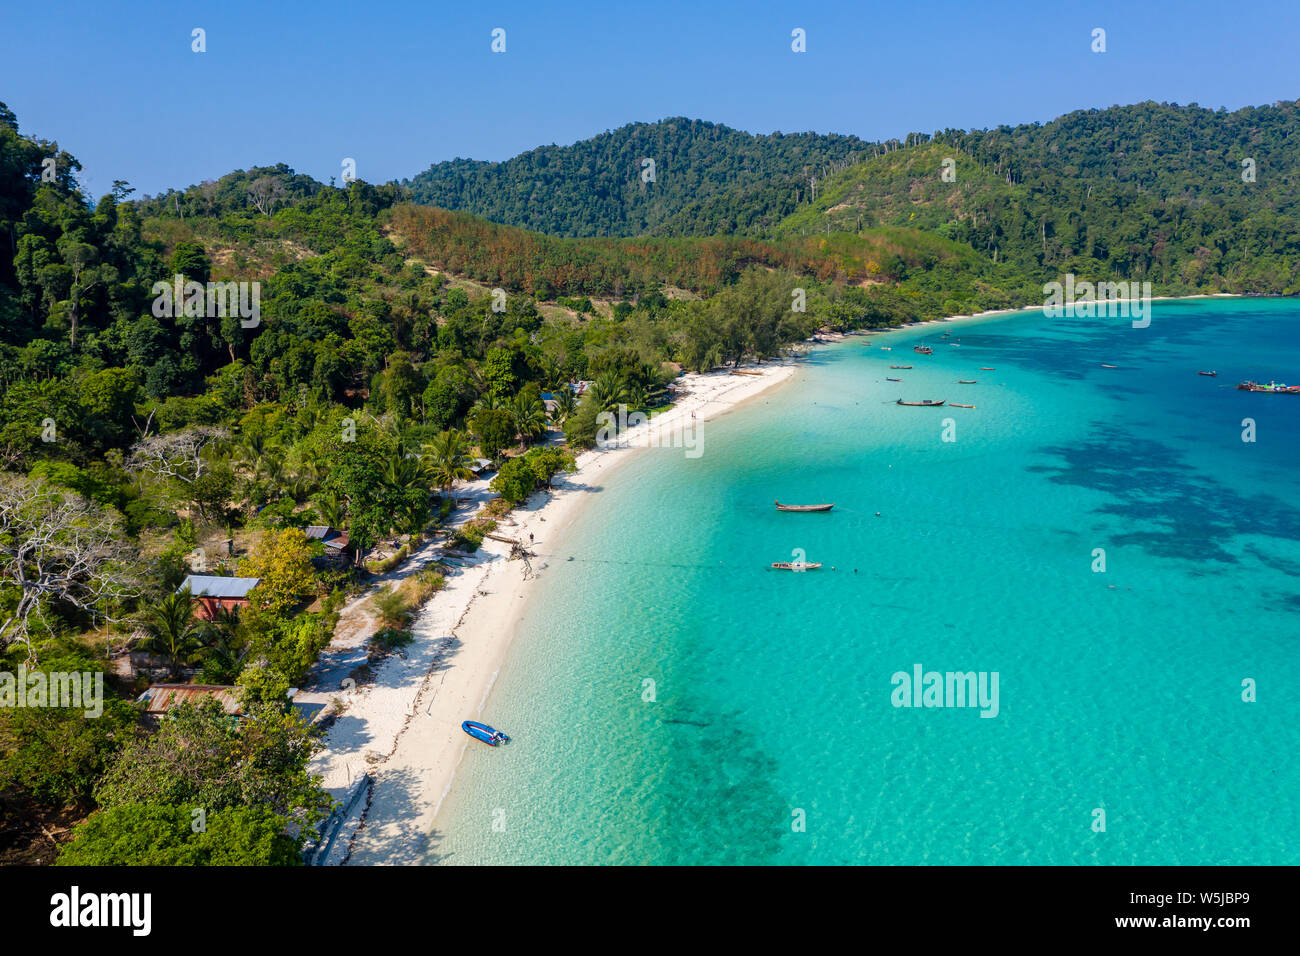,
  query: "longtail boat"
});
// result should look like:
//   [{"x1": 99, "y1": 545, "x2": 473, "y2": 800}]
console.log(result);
[
  {"x1": 1198, "y1": 371, "x2": 1217, "y2": 377},
  {"x1": 957, "y1": 379, "x2": 977, "y2": 384},
  {"x1": 771, "y1": 561, "x2": 822, "y2": 571},
  {"x1": 896, "y1": 399, "x2": 946, "y2": 406},
  {"x1": 980, "y1": 367, "x2": 996, "y2": 371},
  {"x1": 949, "y1": 403, "x2": 976, "y2": 408},
  {"x1": 775, "y1": 501, "x2": 834, "y2": 512},
  {"x1": 914, "y1": 346, "x2": 934, "y2": 355},
  {"x1": 889, "y1": 364, "x2": 912, "y2": 369},
  {"x1": 1100, "y1": 364, "x2": 1119, "y2": 368},
  {"x1": 886, "y1": 377, "x2": 902, "y2": 381},
  {"x1": 1237, "y1": 381, "x2": 1300, "y2": 393}
]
